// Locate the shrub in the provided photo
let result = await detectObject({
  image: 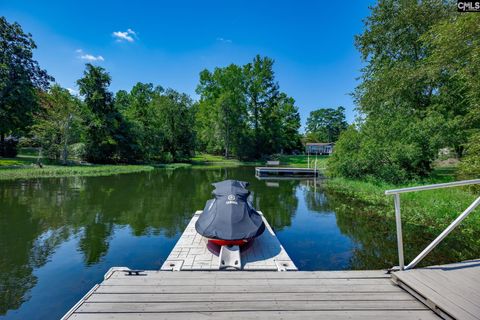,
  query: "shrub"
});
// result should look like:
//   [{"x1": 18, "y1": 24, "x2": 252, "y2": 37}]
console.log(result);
[
  {"x1": 458, "y1": 133, "x2": 480, "y2": 185},
  {"x1": 0, "y1": 137, "x2": 18, "y2": 157}
]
